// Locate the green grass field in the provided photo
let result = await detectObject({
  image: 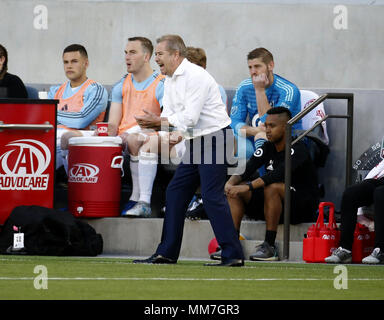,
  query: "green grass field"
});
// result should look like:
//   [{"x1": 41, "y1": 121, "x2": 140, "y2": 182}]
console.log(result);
[{"x1": 1, "y1": 255, "x2": 383, "y2": 300}]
